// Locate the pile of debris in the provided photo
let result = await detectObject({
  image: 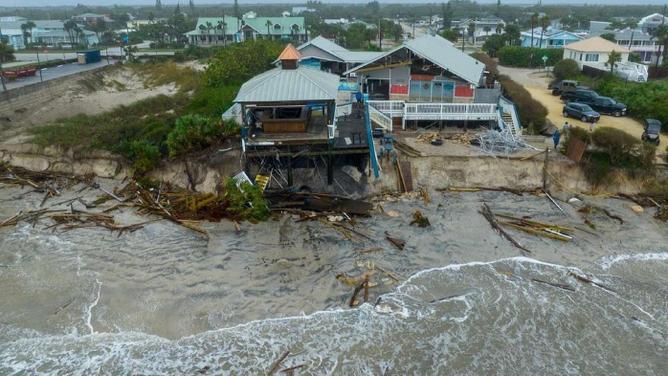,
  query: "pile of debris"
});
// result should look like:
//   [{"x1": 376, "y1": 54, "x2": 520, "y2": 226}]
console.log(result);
[
  {"x1": 475, "y1": 128, "x2": 538, "y2": 157},
  {"x1": 264, "y1": 190, "x2": 373, "y2": 216},
  {"x1": 416, "y1": 132, "x2": 442, "y2": 143}
]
